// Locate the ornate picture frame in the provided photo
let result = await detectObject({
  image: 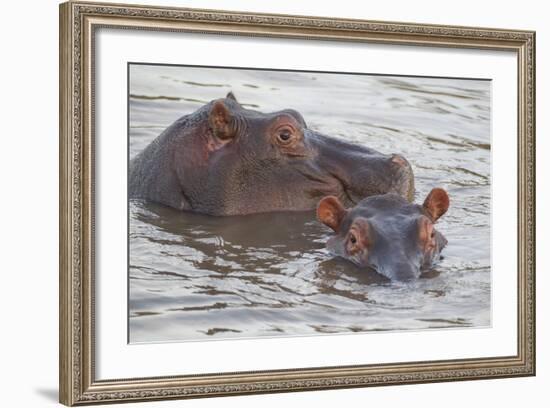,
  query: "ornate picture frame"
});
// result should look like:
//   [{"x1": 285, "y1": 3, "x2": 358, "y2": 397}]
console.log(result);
[{"x1": 59, "y1": 1, "x2": 535, "y2": 405}]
